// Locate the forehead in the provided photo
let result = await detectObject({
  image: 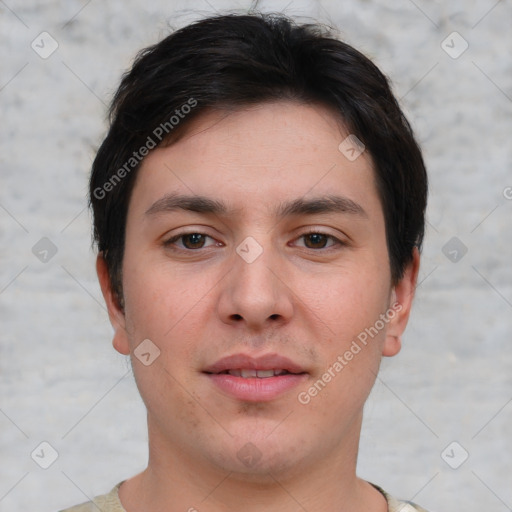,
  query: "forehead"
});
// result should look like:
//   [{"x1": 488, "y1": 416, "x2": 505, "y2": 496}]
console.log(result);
[{"x1": 131, "y1": 101, "x2": 380, "y2": 220}]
